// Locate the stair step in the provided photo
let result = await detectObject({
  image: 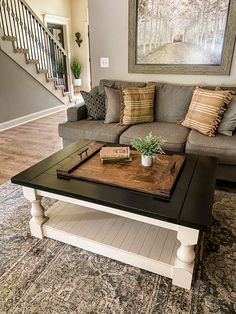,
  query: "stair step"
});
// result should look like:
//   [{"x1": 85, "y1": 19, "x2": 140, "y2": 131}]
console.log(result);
[
  {"x1": 14, "y1": 48, "x2": 29, "y2": 53},
  {"x1": 27, "y1": 59, "x2": 39, "y2": 64},
  {"x1": 55, "y1": 84, "x2": 65, "y2": 90},
  {"x1": 2, "y1": 35, "x2": 16, "y2": 42},
  {"x1": 37, "y1": 69, "x2": 48, "y2": 74},
  {"x1": 47, "y1": 77, "x2": 58, "y2": 82},
  {"x1": 63, "y1": 91, "x2": 70, "y2": 96}
]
